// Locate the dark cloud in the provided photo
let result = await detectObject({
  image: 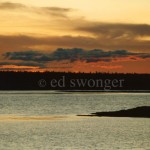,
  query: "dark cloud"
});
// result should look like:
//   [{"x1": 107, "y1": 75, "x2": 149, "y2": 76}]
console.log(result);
[
  {"x1": 74, "y1": 22, "x2": 150, "y2": 52},
  {"x1": 4, "y1": 50, "x2": 57, "y2": 62},
  {"x1": 0, "y1": 33, "x2": 150, "y2": 52},
  {"x1": 0, "y1": 2, "x2": 26, "y2": 9},
  {"x1": 76, "y1": 23, "x2": 150, "y2": 38},
  {"x1": 4, "y1": 51, "x2": 45, "y2": 61},
  {"x1": 0, "y1": 35, "x2": 98, "y2": 51},
  {"x1": 136, "y1": 54, "x2": 150, "y2": 59},
  {"x1": 3, "y1": 48, "x2": 150, "y2": 63}
]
